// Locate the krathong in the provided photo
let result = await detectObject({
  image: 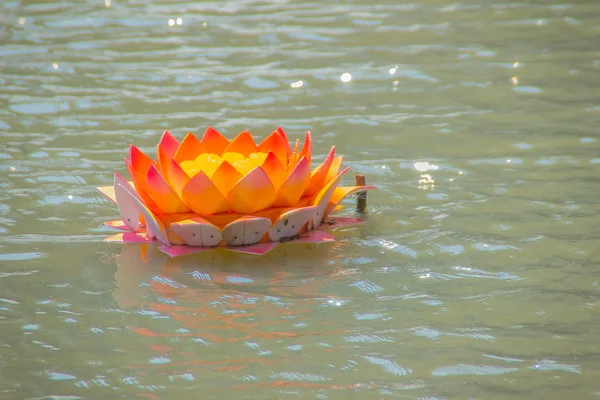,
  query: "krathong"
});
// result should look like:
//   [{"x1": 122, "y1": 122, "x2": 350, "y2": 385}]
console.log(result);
[{"x1": 97, "y1": 127, "x2": 376, "y2": 257}]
